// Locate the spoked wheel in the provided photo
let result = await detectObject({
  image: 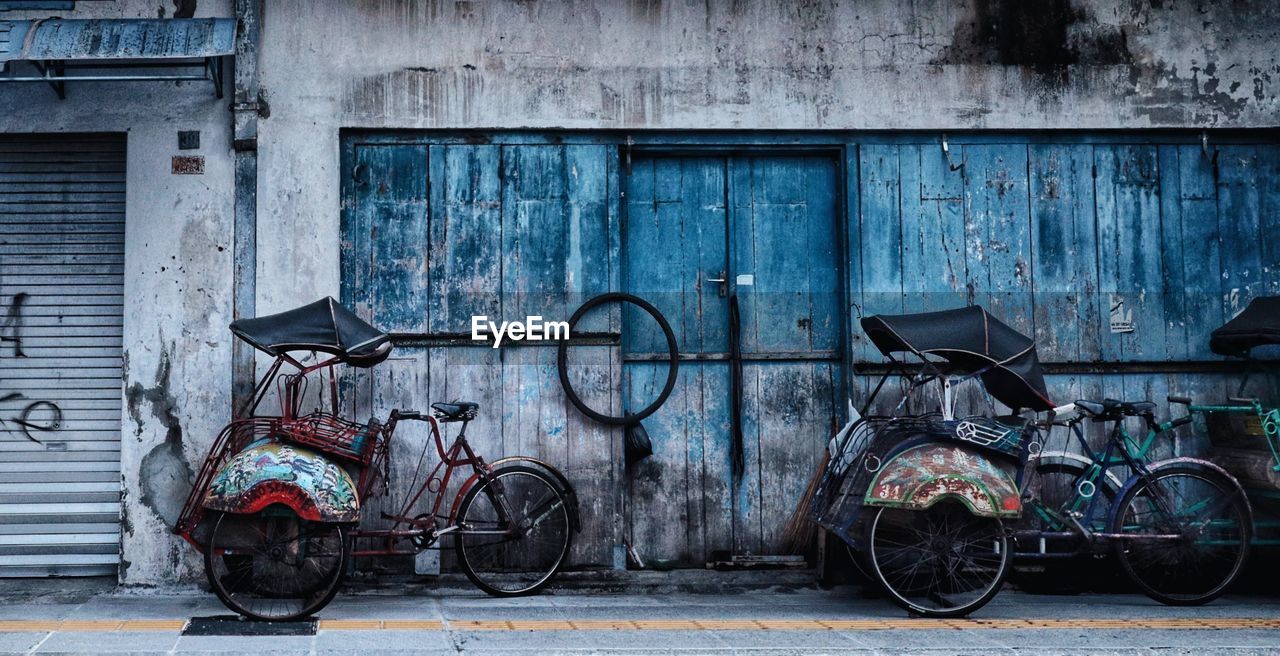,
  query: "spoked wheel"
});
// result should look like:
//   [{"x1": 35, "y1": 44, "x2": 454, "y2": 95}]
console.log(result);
[
  {"x1": 455, "y1": 465, "x2": 572, "y2": 597},
  {"x1": 1112, "y1": 465, "x2": 1252, "y2": 605},
  {"x1": 867, "y1": 503, "x2": 1010, "y2": 618},
  {"x1": 204, "y1": 508, "x2": 348, "y2": 621}
]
